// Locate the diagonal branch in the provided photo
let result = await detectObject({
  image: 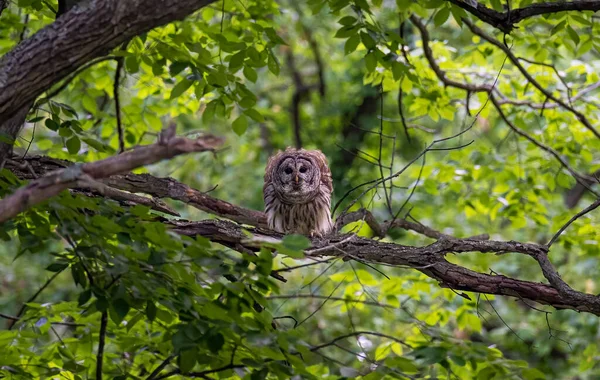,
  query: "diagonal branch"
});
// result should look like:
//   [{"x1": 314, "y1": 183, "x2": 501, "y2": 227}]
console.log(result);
[
  {"x1": 463, "y1": 18, "x2": 600, "y2": 140},
  {"x1": 410, "y1": 15, "x2": 493, "y2": 93},
  {"x1": 547, "y1": 197, "x2": 600, "y2": 247},
  {"x1": 446, "y1": 0, "x2": 600, "y2": 33},
  {"x1": 0, "y1": 124, "x2": 223, "y2": 224},
  {"x1": 490, "y1": 94, "x2": 599, "y2": 196}
]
